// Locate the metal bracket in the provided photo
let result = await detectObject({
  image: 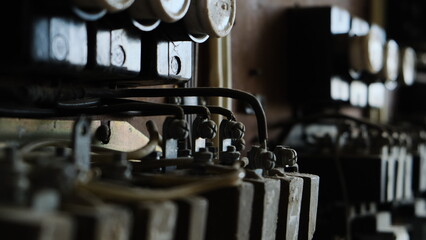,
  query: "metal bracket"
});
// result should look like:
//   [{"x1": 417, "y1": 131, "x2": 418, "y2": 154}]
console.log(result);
[{"x1": 72, "y1": 116, "x2": 91, "y2": 181}]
